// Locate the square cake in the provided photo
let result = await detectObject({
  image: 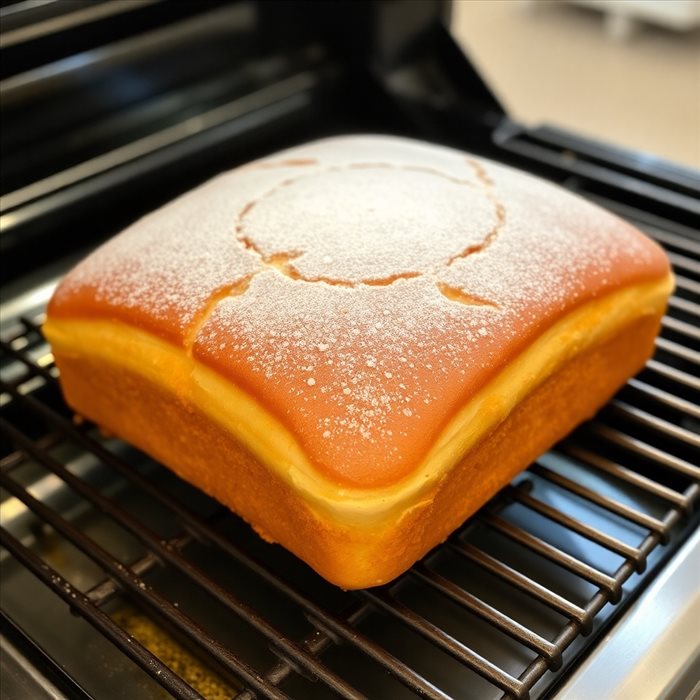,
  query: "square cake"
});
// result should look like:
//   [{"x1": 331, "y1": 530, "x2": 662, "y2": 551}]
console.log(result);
[{"x1": 44, "y1": 136, "x2": 672, "y2": 588}]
